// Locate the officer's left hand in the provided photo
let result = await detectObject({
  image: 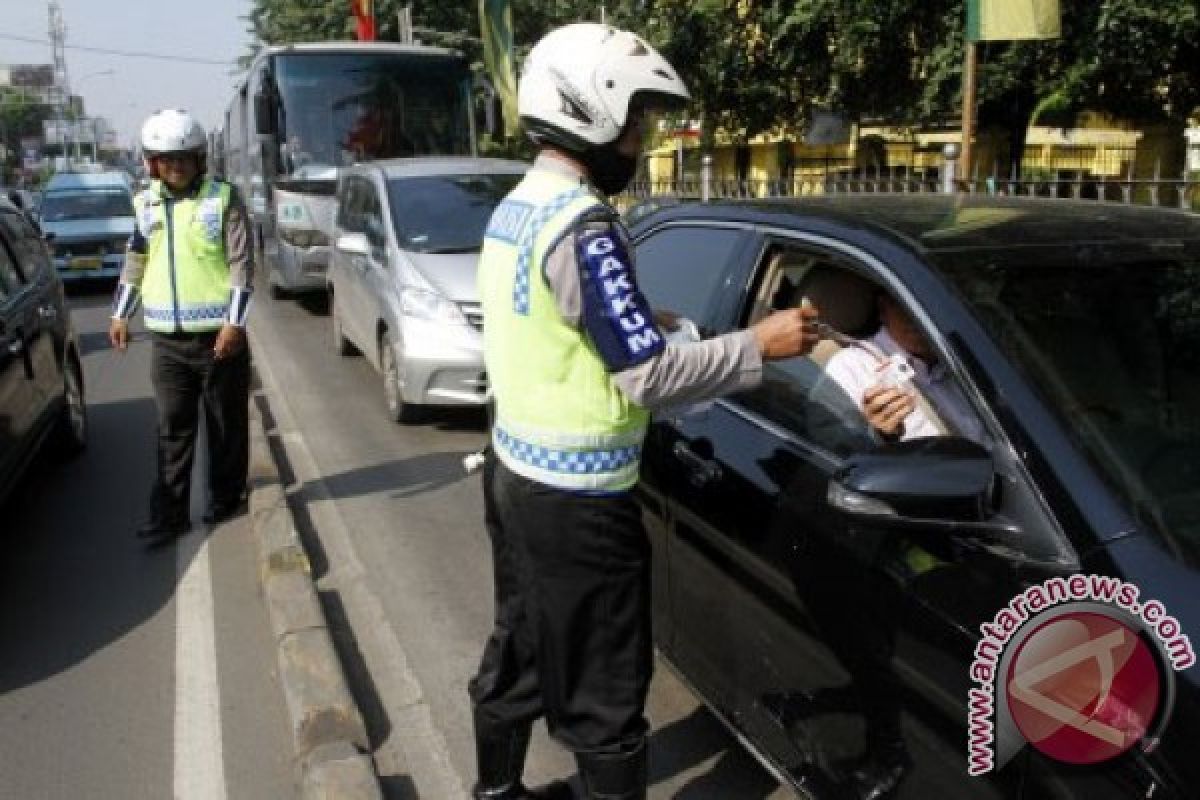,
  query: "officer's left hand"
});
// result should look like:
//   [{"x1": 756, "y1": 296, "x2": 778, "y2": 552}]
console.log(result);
[{"x1": 213, "y1": 324, "x2": 244, "y2": 360}]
